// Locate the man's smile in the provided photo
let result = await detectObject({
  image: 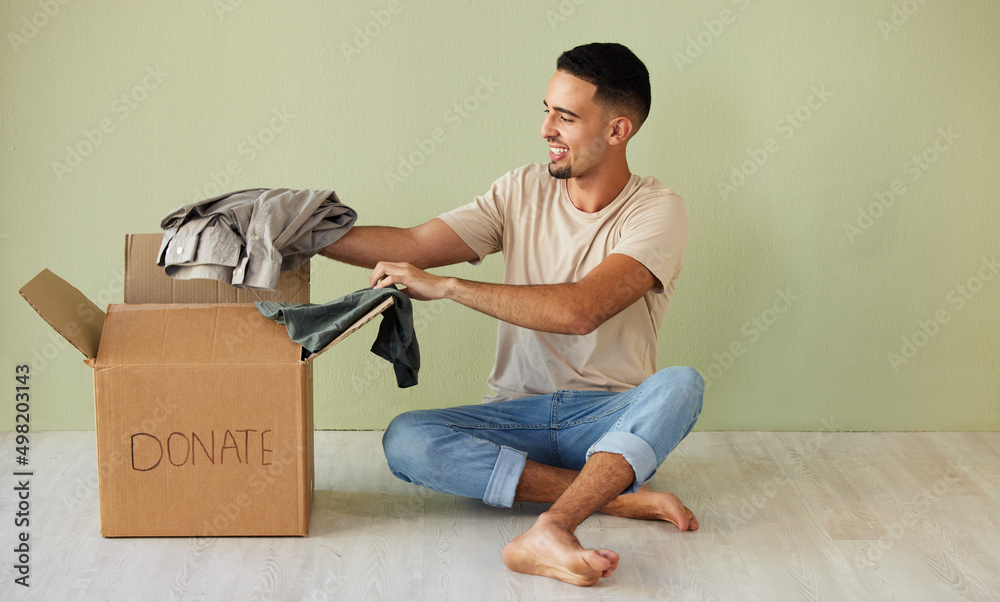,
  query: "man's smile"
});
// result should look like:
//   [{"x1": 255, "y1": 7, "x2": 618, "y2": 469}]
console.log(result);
[{"x1": 549, "y1": 146, "x2": 569, "y2": 161}]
